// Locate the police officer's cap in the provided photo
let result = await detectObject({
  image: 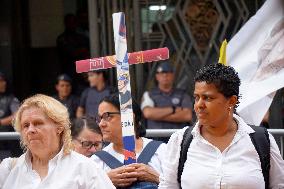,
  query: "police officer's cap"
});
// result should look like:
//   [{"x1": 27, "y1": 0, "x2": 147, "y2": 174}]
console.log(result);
[
  {"x1": 156, "y1": 61, "x2": 174, "y2": 73},
  {"x1": 57, "y1": 74, "x2": 72, "y2": 83}
]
